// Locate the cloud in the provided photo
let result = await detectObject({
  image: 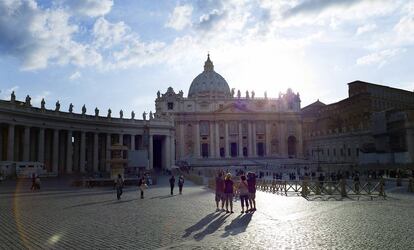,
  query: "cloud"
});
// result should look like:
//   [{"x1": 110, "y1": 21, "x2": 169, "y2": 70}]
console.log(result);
[
  {"x1": 93, "y1": 17, "x2": 131, "y2": 49},
  {"x1": 165, "y1": 4, "x2": 193, "y2": 30},
  {"x1": 0, "y1": 0, "x2": 101, "y2": 71},
  {"x1": 65, "y1": 0, "x2": 113, "y2": 17},
  {"x1": 356, "y1": 23, "x2": 377, "y2": 36},
  {"x1": 356, "y1": 48, "x2": 405, "y2": 67},
  {"x1": 31, "y1": 90, "x2": 51, "y2": 106},
  {"x1": 69, "y1": 71, "x2": 81, "y2": 80}
]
